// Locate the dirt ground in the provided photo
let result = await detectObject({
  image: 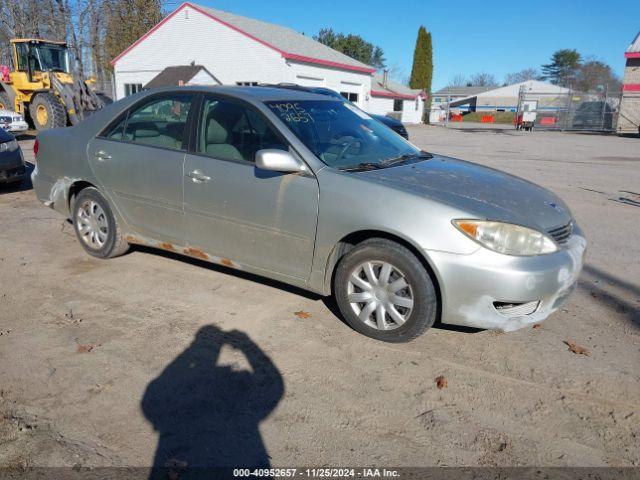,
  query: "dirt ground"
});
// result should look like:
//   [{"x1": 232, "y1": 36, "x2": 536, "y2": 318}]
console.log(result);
[{"x1": 0, "y1": 125, "x2": 638, "y2": 469}]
